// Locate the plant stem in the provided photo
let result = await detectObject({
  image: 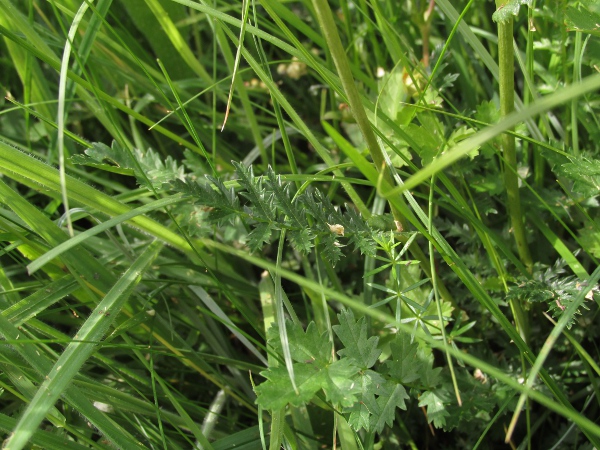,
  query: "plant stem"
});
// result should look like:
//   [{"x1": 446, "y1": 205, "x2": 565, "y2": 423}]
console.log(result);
[
  {"x1": 496, "y1": 4, "x2": 531, "y2": 345},
  {"x1": 496, "y1": 12, "x2": 533, "y2": 273},
  {"x1": 312, "y1": 0, "x2": 456, "y2": 306}
]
